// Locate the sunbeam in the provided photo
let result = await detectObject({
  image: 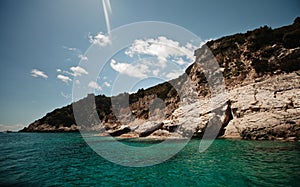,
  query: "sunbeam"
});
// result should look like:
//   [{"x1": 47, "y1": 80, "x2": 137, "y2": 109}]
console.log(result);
[{"x1": 102, "y1": 0, "x2": 112, "y2": 35}]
